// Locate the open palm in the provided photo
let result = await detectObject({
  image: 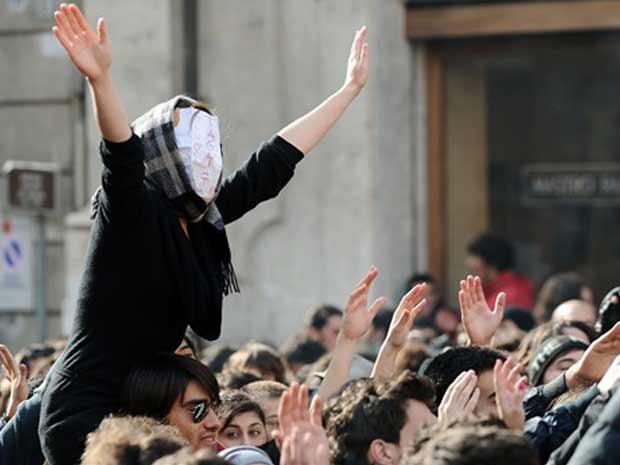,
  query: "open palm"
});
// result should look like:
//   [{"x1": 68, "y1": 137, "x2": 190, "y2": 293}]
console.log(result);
[
  {"x1": 53, "y1": 4, "x2": 111, "y2": 81},
  {"x1": 344, "y1": 26, "x2": 370, "y2": 92},
  {"x1": 341, "y1": 266, "x2": 387, "y2": 341},
  {"x1": 459, "y1": 275, "x2": 505, "y2": 346}
]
